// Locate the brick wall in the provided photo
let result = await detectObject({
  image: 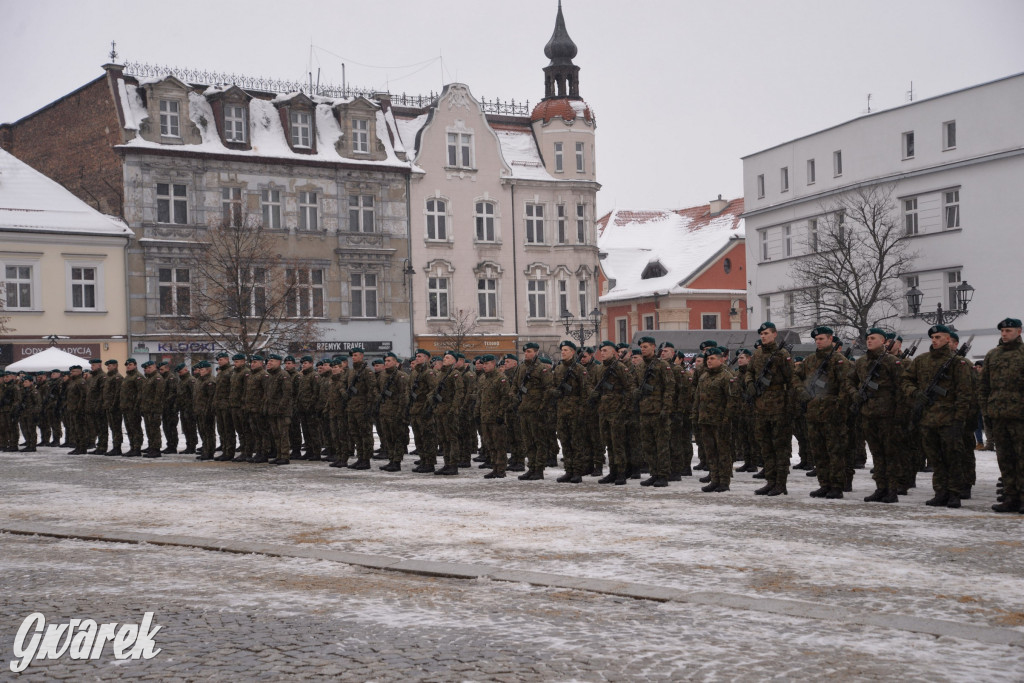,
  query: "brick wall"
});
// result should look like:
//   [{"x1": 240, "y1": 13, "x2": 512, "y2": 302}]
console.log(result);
[{"x1": 0, "y1": 74, "x2": 125, "y2": 216}]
